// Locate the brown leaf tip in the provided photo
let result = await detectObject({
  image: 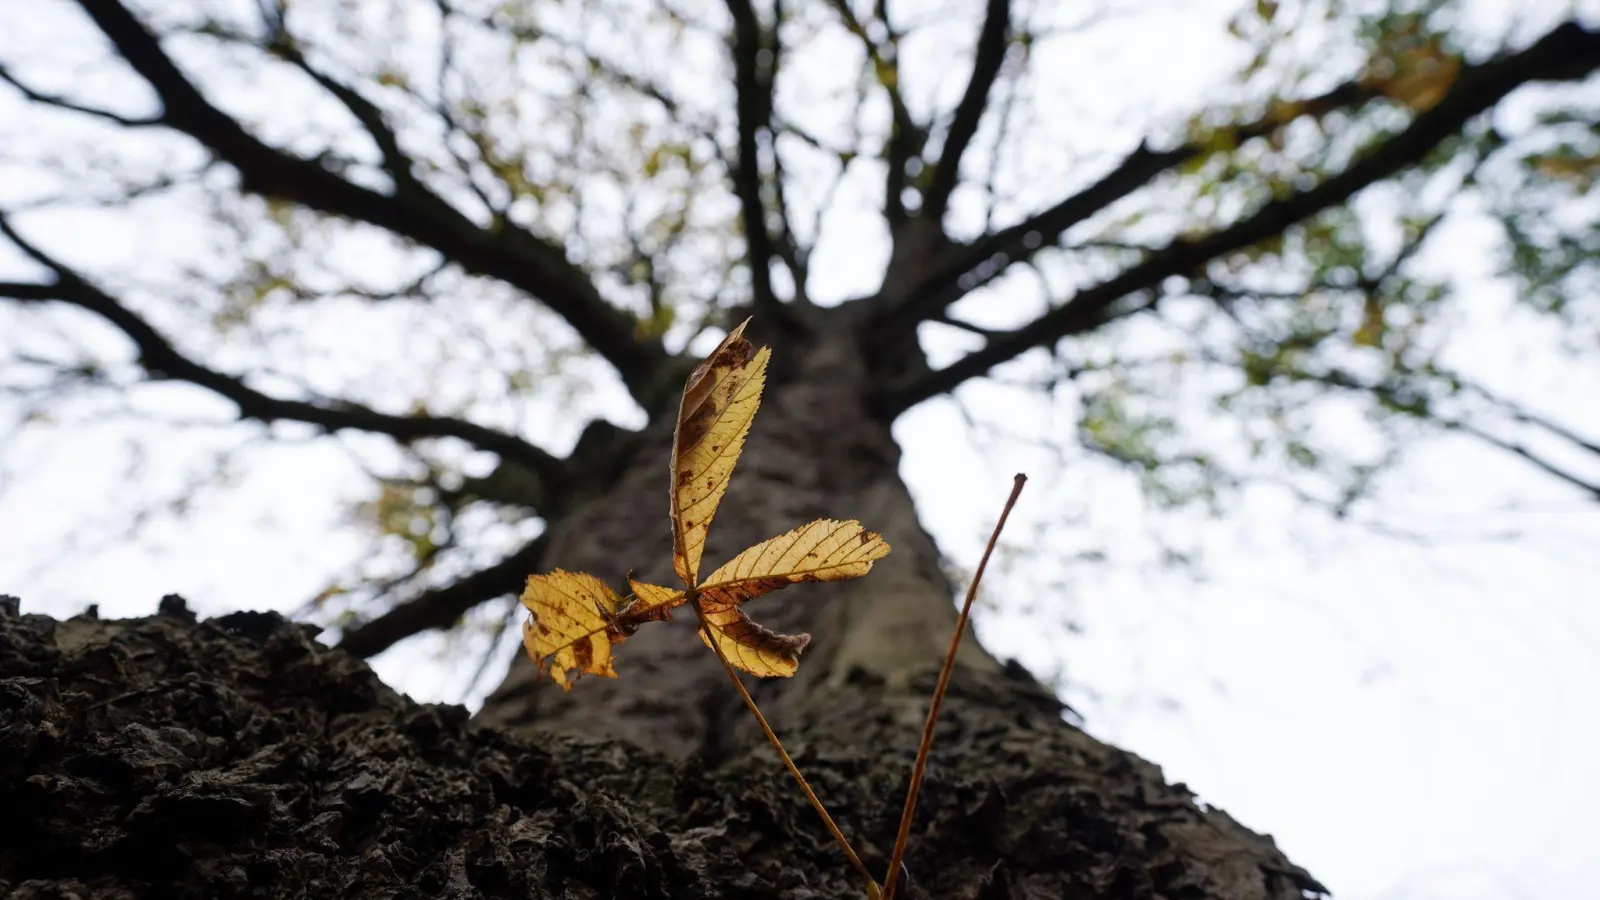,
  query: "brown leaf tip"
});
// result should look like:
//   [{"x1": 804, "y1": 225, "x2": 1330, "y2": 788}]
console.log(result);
[{"x1": 685, "y1": 320, "x2": 756, "y2": 386}]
